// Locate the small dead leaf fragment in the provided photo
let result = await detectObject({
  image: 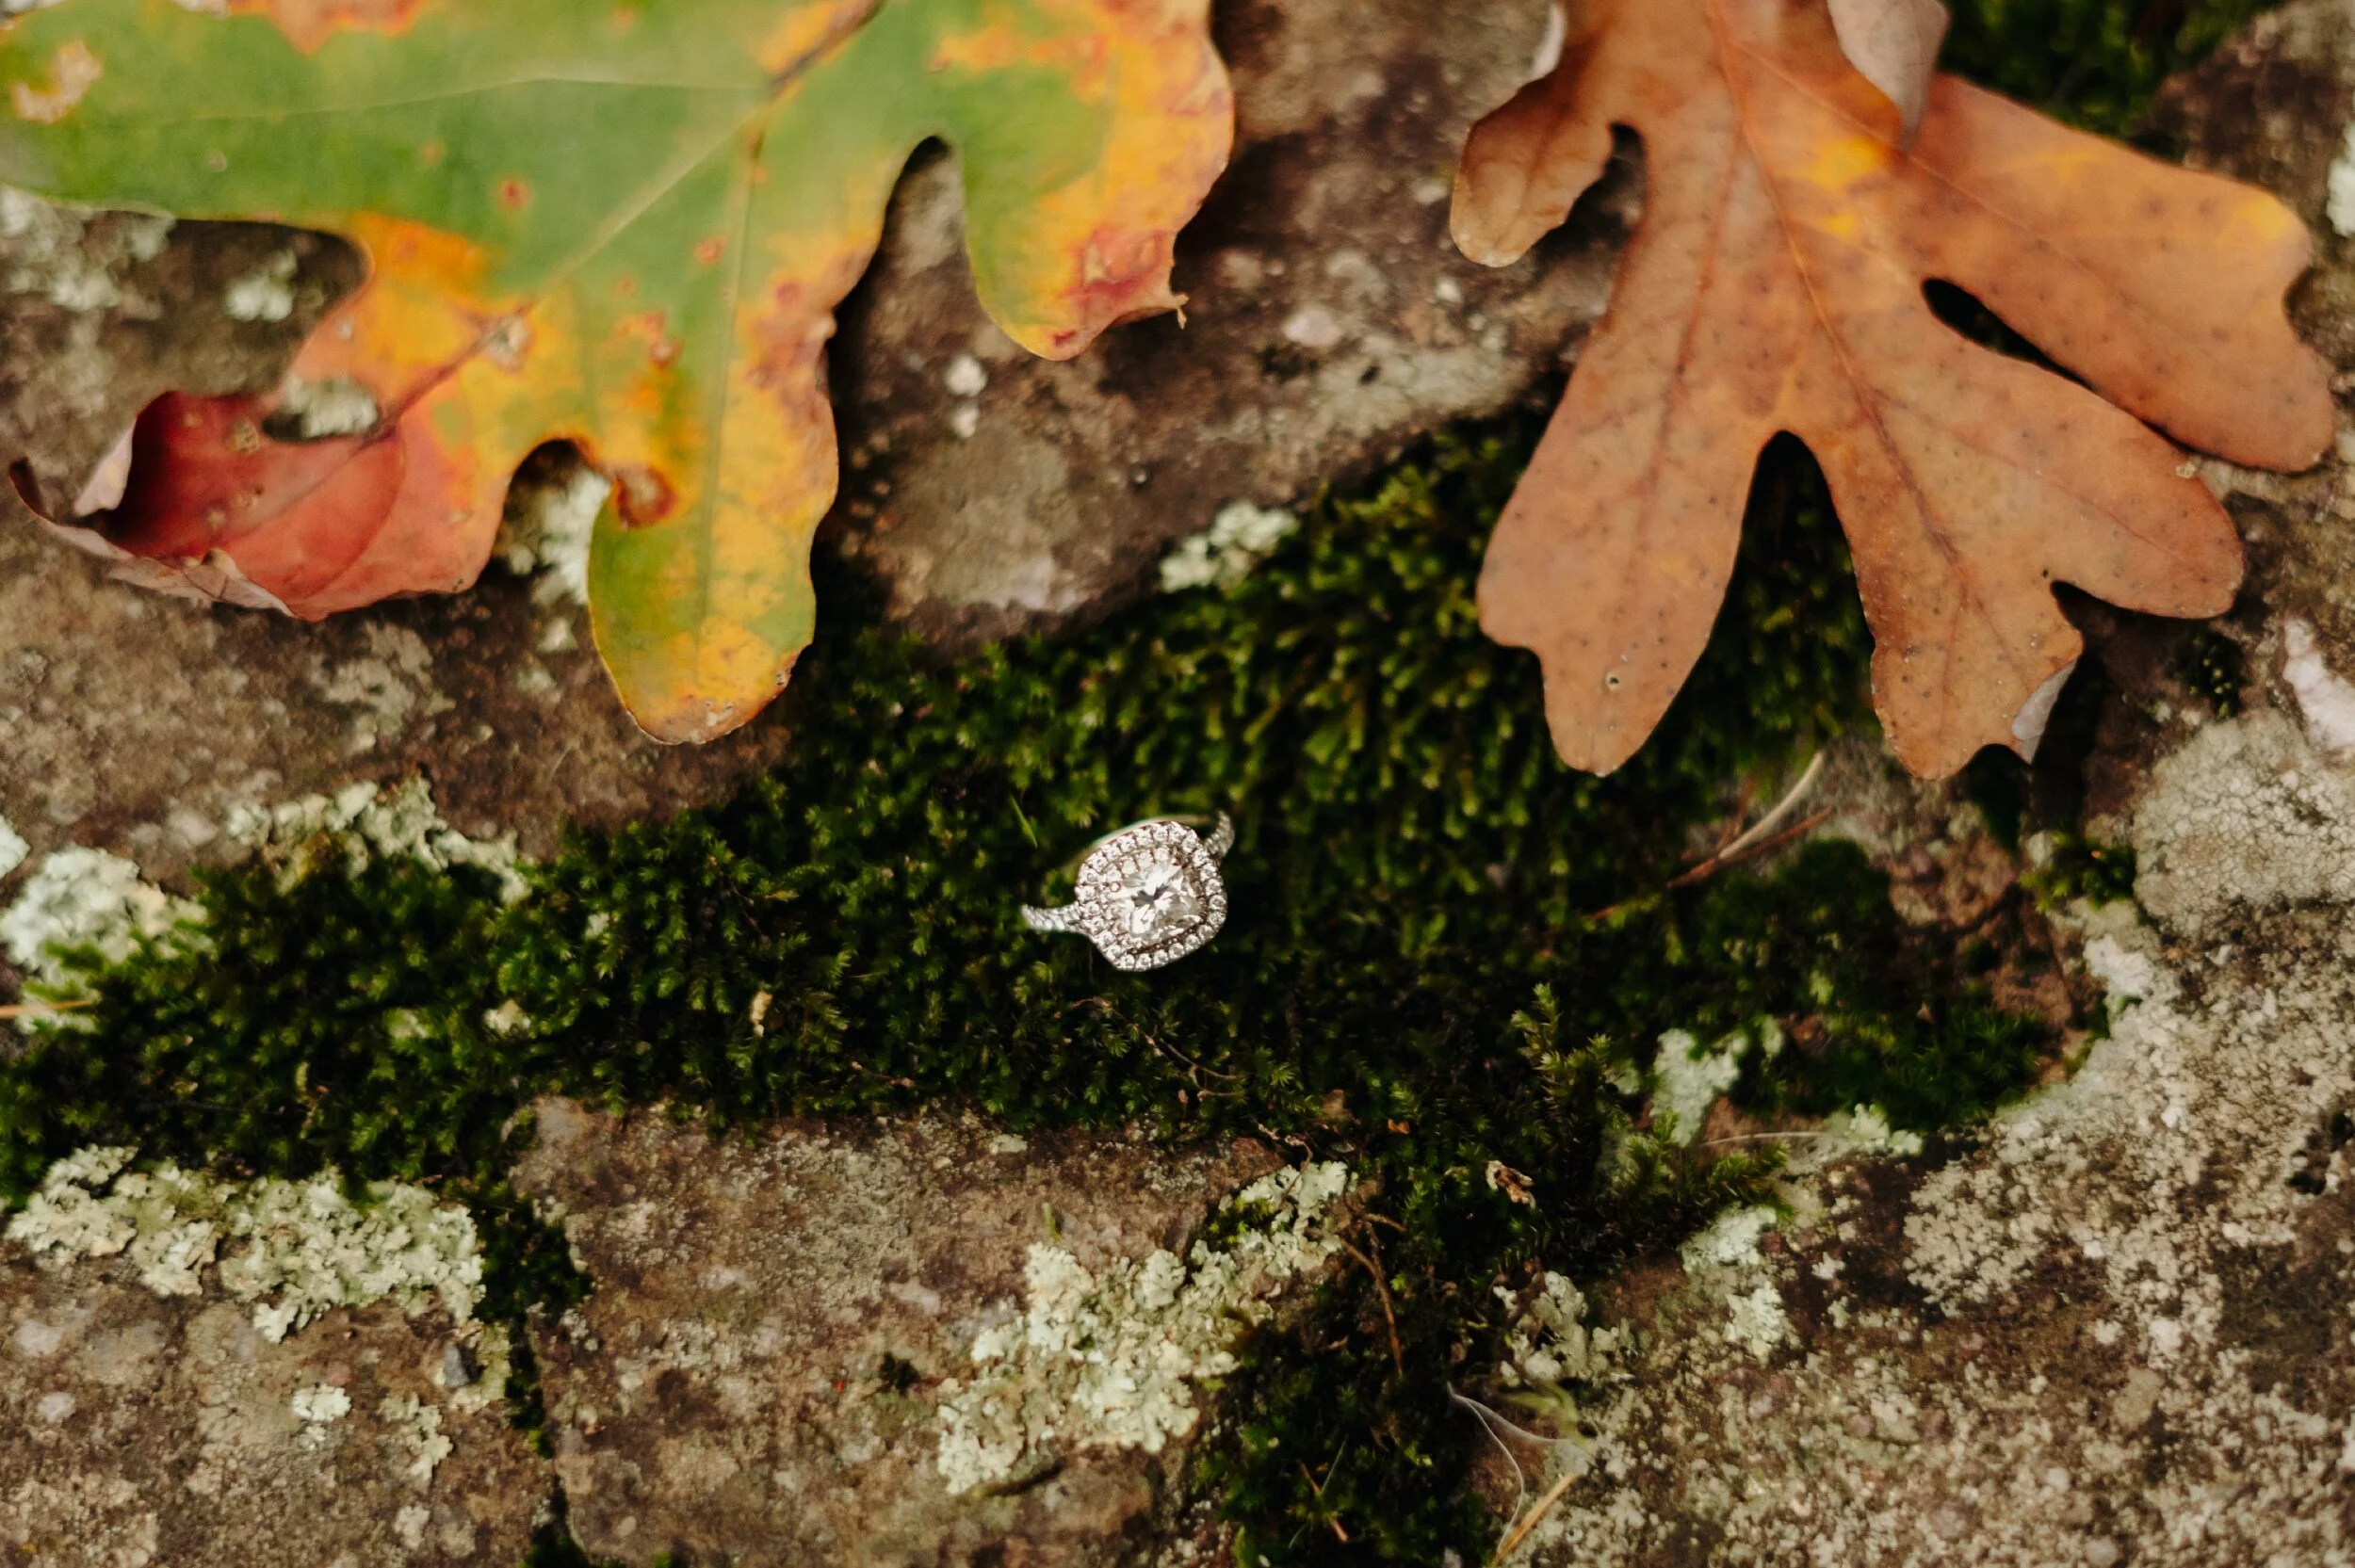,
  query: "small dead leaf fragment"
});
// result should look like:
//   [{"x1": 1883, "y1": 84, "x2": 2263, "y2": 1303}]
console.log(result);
[
  {"x1": 1485, "y1": 1161, "x2": 1535, "y2": 1205},
  {"x1": 71, "y1": 423, "x2": 134, "y2": 516},
  {"x1": 1827, "y1": 0, "x2": 1948, "y2": 144},
  {"x1": 1453, "y1": 0, "x2": 2331, "y2": 779}
]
